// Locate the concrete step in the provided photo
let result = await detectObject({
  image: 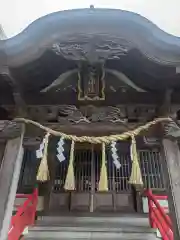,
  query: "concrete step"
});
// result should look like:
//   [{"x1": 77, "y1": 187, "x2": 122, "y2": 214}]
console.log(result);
[
  {"x1": 24, "y1": 215, "x2": 157, "y2": 239},
  {"x1": 24, "y1": 230, "x2": 157, "y2": 239},
  {"x1": 29, "y1": 225, "x2": 154, "y2": 233},
  {"x1": 37, "y1": 215, "x2": 150, "y2": 227}
]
